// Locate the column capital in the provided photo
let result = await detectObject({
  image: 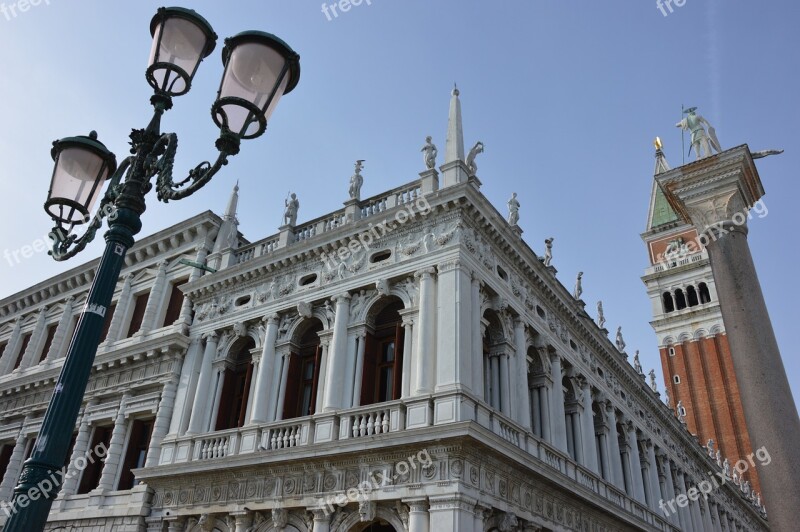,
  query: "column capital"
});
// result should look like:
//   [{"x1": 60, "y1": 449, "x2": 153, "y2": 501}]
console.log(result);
[
  {"x1": 414, "y1": 267, "x2": 437, "y2": 280},
  {"x1": 262, "y1": 313, "x2": 280, "y2": 325},
  {"x1": 333, "y1": 292, "x2": 352, "y2": 304},
  {"x1": 202, "y1": 331, "x2": 219, "y2": 341},
  {"x1": 402, "y1": 497, "x2": 429, "y2": 512}
]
